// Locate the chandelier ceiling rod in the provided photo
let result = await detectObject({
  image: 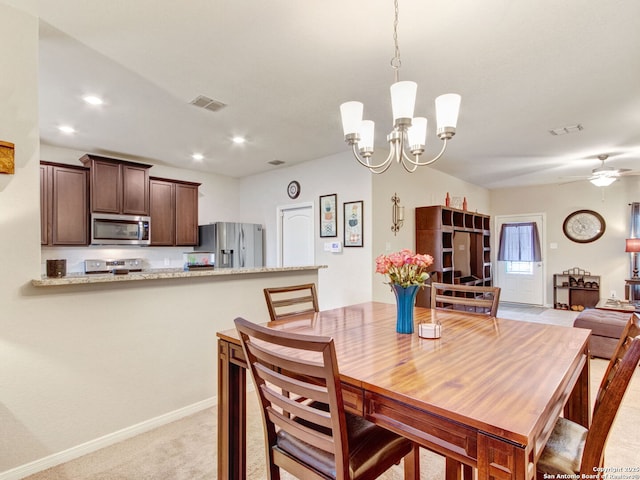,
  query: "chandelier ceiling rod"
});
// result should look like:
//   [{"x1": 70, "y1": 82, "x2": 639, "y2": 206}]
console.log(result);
[{"x1": 339, "y1": 0, "x2": 461, "y2": 174}]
